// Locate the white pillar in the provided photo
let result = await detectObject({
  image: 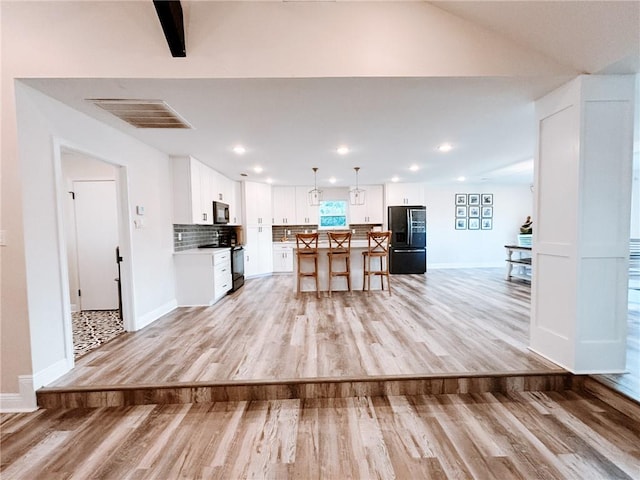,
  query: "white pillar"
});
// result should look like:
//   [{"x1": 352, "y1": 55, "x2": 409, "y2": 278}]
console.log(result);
[{"x1": 531, "y1": 75, "x2": 635, "y2": 373}]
